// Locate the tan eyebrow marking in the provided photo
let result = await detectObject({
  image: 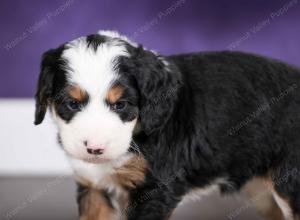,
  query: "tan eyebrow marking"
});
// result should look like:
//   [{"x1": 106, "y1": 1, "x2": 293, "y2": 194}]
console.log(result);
[
  {"x1": 68, "y1": 85, "x2": 87, "y2": 101},
  {"x1": 106, "y1": 85, "x2": 124, "y2": 104}
]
